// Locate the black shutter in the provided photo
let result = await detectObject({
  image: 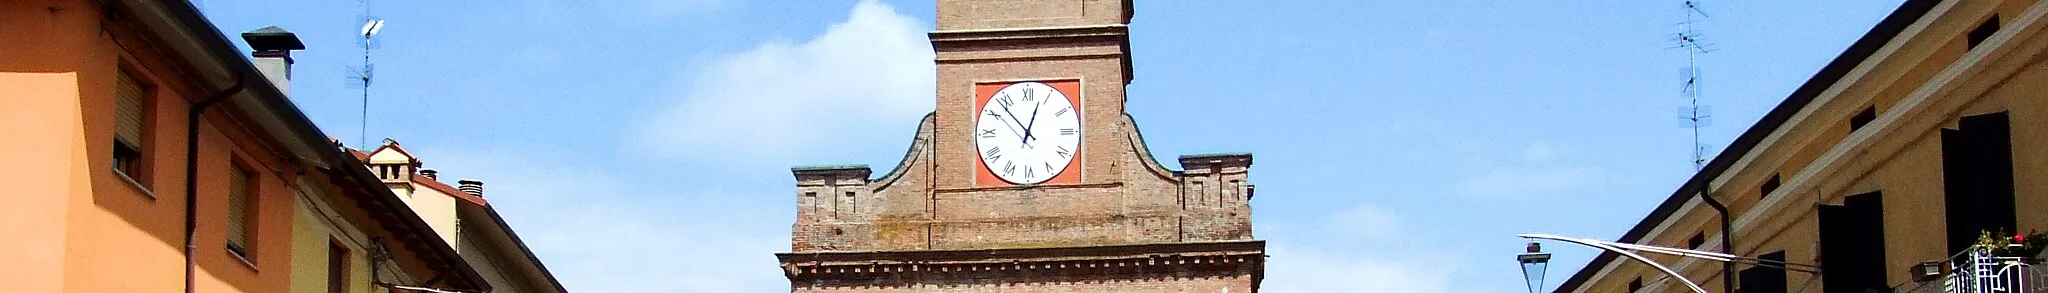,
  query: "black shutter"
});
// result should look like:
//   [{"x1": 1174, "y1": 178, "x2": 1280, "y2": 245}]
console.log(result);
[
  {"x1": 1740, "y1": 251, "x2": 1789, "y2": 293},
  {"x1": 1942, "y1": 112, "x2": 2017, "y2": 255},
  {"x1": 1820, "y1": 192, "x2": 1887, "y2": 293}
]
